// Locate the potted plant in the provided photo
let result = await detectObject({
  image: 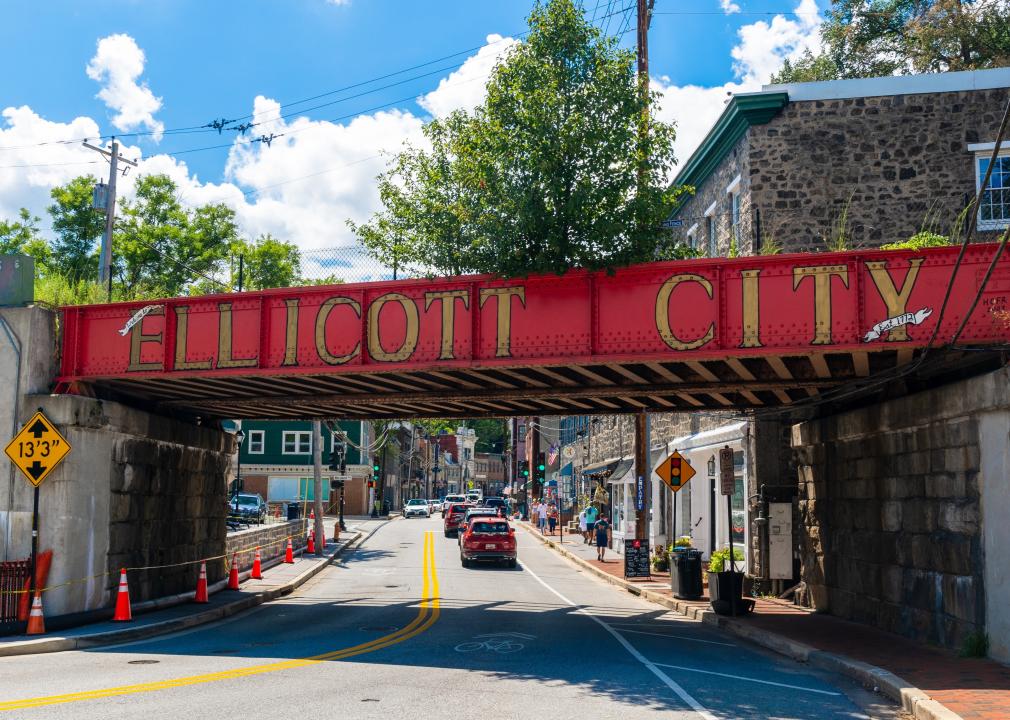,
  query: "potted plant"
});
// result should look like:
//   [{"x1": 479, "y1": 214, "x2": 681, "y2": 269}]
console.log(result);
[
  {"x1": 651, "y1": 544, "x2": 670, "y2": 572},
  {"x1": 707, "y1": 546, "x2": 745, "y2": 615}
]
